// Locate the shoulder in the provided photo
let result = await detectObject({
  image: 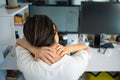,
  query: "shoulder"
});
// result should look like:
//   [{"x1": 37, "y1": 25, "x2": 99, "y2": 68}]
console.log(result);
[
  {"x1": 16, "y1": 46, "x2": 31, "y2": 59},
  {"x1": 69, "y1": 50, "x2": 89, "y2": 68},
  {"x1": 16, "y1": 46, "x2": 34, "y2": 71},
  {"x1": 16, "y1": 46, "x2": 28, "y2": 51},
  {"x1": 16, "y1": 46, "x2": 30, "y2": 54},
  {"x1": 74, "y1": 50, "x2": 89, "y2": 58}
]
